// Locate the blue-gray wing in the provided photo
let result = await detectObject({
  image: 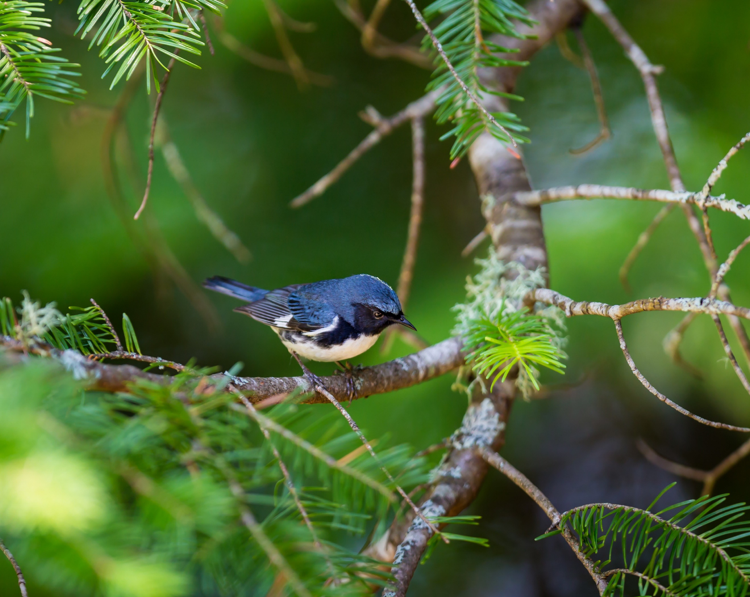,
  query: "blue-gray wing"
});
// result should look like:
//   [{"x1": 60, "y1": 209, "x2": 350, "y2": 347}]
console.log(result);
[
  {"x1": 234, "y1": 285, "x2": 307, "y2": 330},
  {"x1": 287, "y1": 288, "x2": 337, "y2": 330}
]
